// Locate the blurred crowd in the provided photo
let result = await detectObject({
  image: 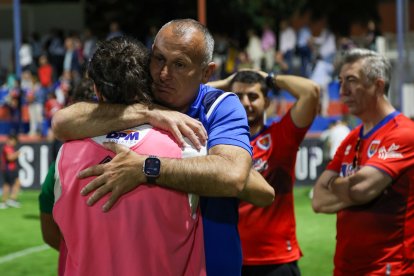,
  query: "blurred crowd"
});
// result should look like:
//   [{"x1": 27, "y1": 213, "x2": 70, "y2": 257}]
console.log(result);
[{"x1": 0, "y1": 18, "x2": 381, "y2": 138}]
